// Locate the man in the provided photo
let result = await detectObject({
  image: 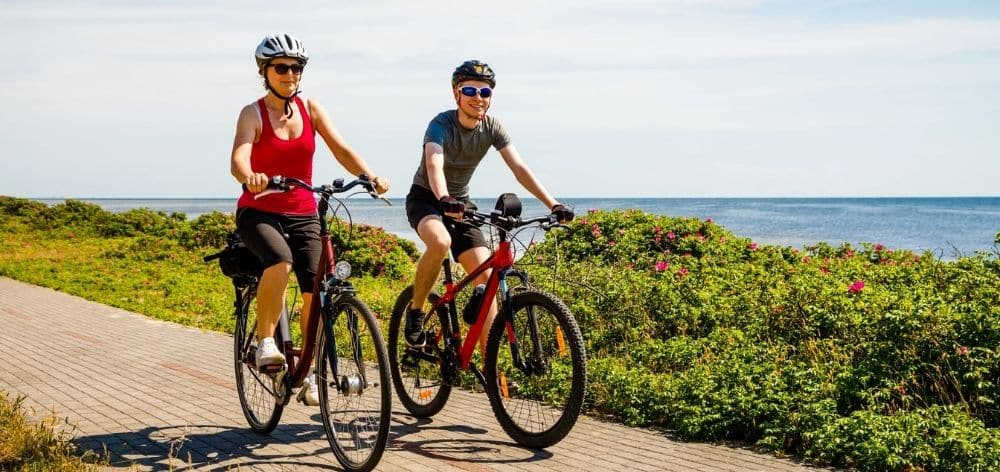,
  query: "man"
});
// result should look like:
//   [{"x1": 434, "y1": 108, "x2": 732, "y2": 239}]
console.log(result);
[{"x1": 403, "y1": 60, "x2": 574, "y2": 351}]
